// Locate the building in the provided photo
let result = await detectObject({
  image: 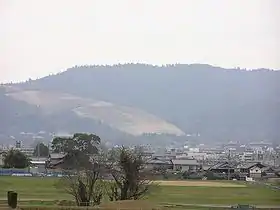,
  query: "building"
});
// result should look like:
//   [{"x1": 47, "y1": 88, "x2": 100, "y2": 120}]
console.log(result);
[
  {"x1": 262, "y1": 166, "x2": 278, "y2": 178},
  {"x1": 241, "y1": 152, "x2": 255, "y2": 162},
  {"x1": 46, "y1": 153, "x2": 66, "y2": 170},
  {"x1": 146, "y1": 158, "x2": 172, "y2": 170},
  {"x1": 19, "y1": 147, "x2": 34, "y2": 157},
  {"x1": 208, "y1": 162, "x2": 237, "y2": 175},
  {"x1": 236, "y1": 162, "x2": 266, "y2": 178},
  {"x1": 180, "y1": 152, "x2": 207, "y2": 161},
  {"x1": 171, "y1": 159, "x2": 200, "y2": 172},
  {"x1": 29, "y1": 157, "x2": 48, "y2": 174},
  {"x1": 45, "y1": 153, "x2": 67, "y2": 174},
  {"x1": 145, "y1": 157, "x2": 201, "y2": 172},
  {"x1": 0, "y1": 152, "x2": 4, "y2": 166}
]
